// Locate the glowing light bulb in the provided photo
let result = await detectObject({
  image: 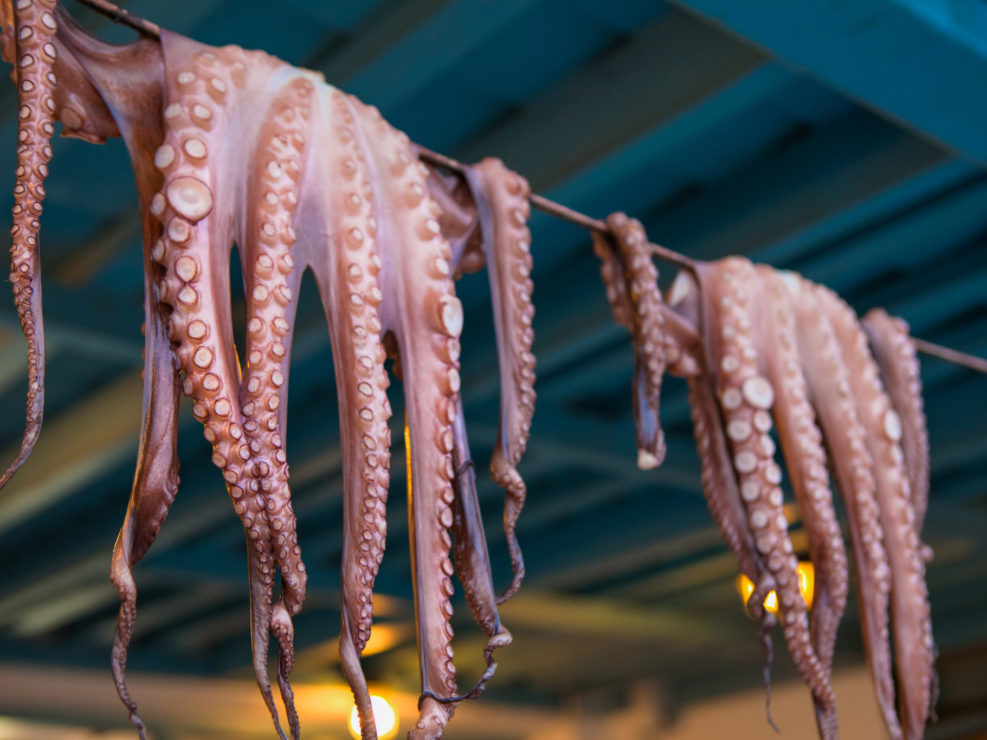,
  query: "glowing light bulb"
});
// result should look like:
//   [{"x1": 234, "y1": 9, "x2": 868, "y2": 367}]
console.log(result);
[
  {"x1": 349, "y1": 695, "x2": 398, "y2": 739},
  {"x1": 737, "y1": 561, "x2": 814, "y2": 615}
]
